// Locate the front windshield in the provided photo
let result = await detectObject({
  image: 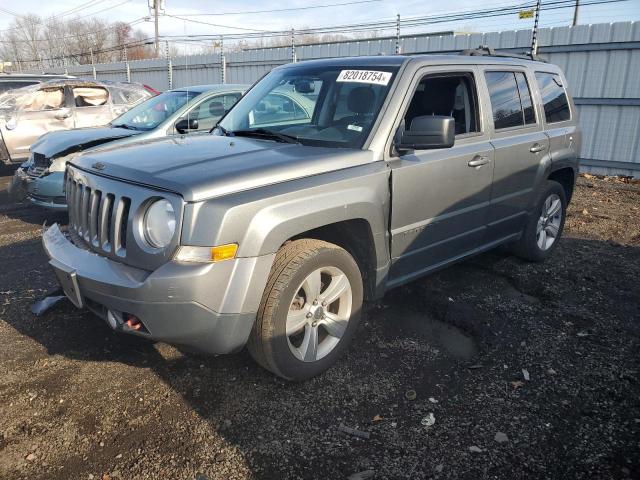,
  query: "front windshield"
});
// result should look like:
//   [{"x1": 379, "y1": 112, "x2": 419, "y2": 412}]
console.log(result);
[
  {"x1": 218, "y1": 64, "x2": 399, "y2": 148},
  {"x1": 112, "y1": 90, "x2": 200, "y2": 131}
]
